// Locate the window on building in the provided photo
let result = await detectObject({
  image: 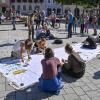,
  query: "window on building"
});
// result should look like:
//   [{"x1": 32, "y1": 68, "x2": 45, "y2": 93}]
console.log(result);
[
  {"x1": 65, "y1": 9, "x2": 68, "y2": 15},
  {"x1": 23, "y1": 0, "x2": 27, "y2": 2},
  {"x1": 74, "y1": 8, "x2": 80, "y2": 18},
  {"x1": 17, "y1": 5, "x2": 21, "y2": 11},
  {"x1": 2, "y1": 7, "x2": 6, "y2": 13},
  {"x1": 10, "y1": 0, "x2": 15, "y2": 3},
  {"x1": 34, "y1": 5, "x2": 40, "y2": 11},
  {"x1": 47, "y1": 8, "x2": 51, "y2": 16},
  {"x1": 28, "y1": 0, "x2": 32, "y2": 3},
  {"x1": 23, "y1": 5, "x2": 26, "y2": 11},
  {"x1": 57, "y1": 8, "x2": 61, "y2": 14},
  {"x1": 48, "y1": 0, "x2": 50, "y2": 3},
  {"x1": 29, "y1": 5, "x2": 32, "y2": 10},
  {"x1": 17, "y1": 0, "x2": 21, "y2": 2},
  {"x1": 12, "y1": 5, "x2": 15, "y2": 10},
  {"x1": 53, "y1": 0, "x2": 55, "y2": 3},
  {"x1": 40, "y1": 0, "x2": 44, "y2": 3},
  {"x1": 53, "y1": 8, "x2": 56, "y2": 13},
  {"x1": 34, "y1": 0, "x2": 38, "y2": 3}
]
